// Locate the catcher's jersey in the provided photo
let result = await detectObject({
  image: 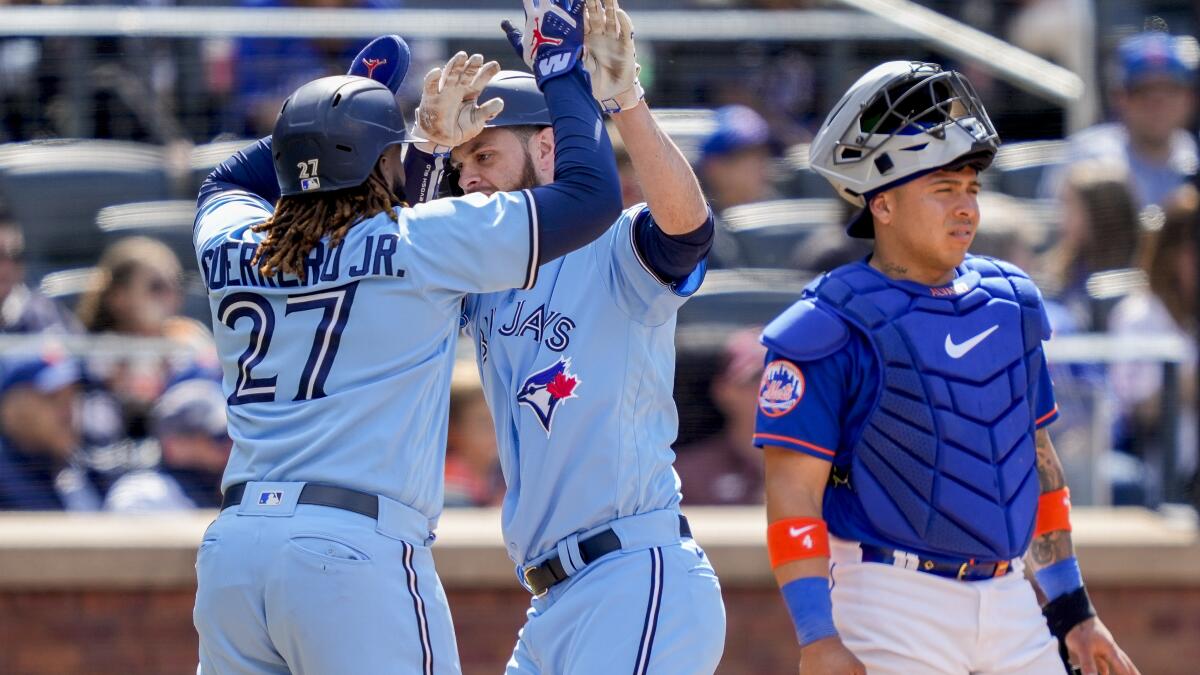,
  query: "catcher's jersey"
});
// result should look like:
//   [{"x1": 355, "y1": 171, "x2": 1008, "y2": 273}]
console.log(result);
[
  {"x1": 194, "y1": 187, "x2": 536, "y2": 525},
  {"x1": 463, "y1": 204, "x2": 706, "y2": 565}
]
